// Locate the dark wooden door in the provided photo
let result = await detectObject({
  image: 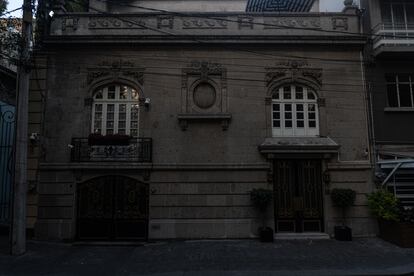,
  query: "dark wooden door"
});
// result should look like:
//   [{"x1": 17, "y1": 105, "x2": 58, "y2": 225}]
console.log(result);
[
  {"x1": 77, "y1": 176, "x2": 148, "y2": 240},
  {"x1": 273, "y1": 160, "x2": 324, "y2": 233}
]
